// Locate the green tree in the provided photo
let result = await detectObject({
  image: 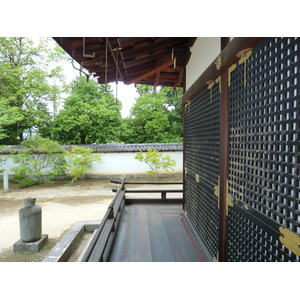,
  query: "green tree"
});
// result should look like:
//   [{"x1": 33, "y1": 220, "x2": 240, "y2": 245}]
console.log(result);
[
  {"x1": 11, "y1": 135, "x2": 66, "y2": 187},
  {"x1": 122, "y1": 85, "x2": 183, "y2": 143},
  {"x1": 65, "y1": 146, "x2": 102, "y2": 183},
  {"x1": 135, "y1": 147, "x2": 176, "y2": 177},
  {"x1": 52, "y1": 76, "x2": 122, "y2": 144},
  {"x1": 0, "y1": 37, "x2": 66, "y2": 144}
]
